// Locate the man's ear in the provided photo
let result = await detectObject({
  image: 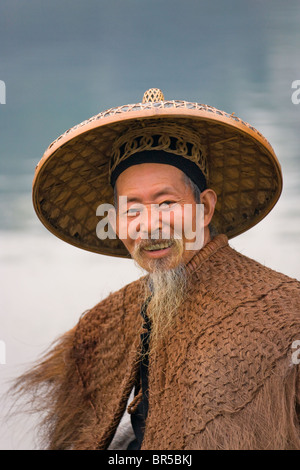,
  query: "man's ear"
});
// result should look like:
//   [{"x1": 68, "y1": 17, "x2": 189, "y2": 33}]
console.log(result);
[
  {"x1": 200, "y1": 189, "x2": 217, "y2": 228},
  {"x1": 108, "y1": 207, "x2": 117, "y2": 236}
]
